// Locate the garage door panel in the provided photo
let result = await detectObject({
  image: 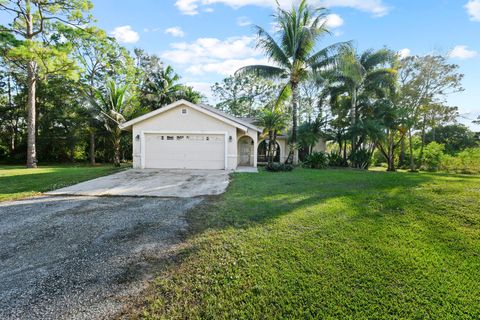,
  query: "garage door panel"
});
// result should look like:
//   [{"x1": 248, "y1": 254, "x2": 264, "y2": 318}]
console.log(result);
[{"x1": 144, "y1": 133, "x2": 225, "y2": 169}]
